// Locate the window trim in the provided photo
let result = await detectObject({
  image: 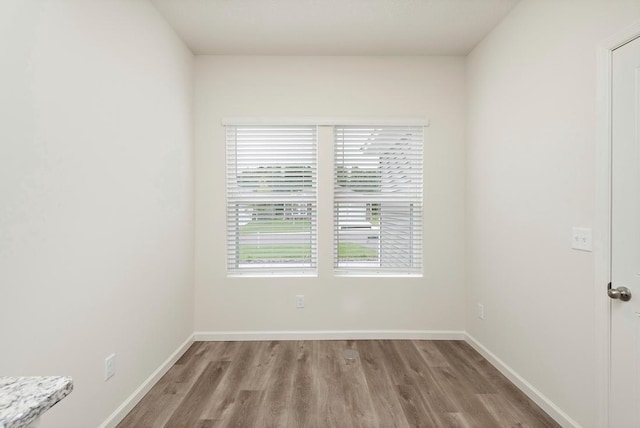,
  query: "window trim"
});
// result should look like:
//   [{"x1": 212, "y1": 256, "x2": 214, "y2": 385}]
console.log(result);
[{"x1": 222, "y1": 117, "x2": 429, "y2": 127}]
